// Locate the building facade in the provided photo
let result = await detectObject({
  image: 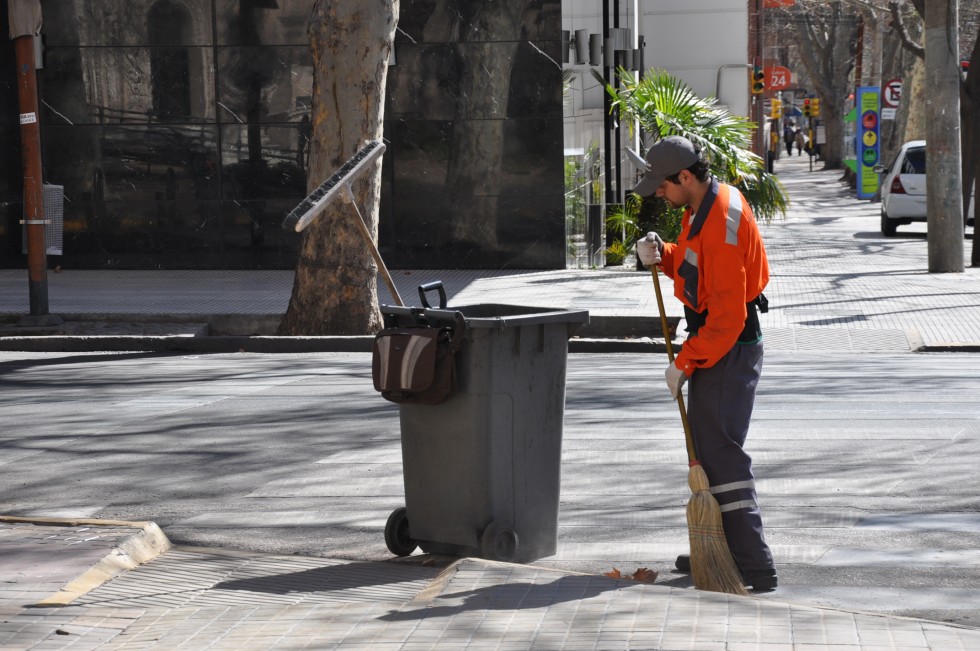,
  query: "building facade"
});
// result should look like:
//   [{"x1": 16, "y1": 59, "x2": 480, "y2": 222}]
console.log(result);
[
  {"x1": 1, "y1": 1, "x2": 747, "y2": 271},
  {"x1": 1, "y1": 0, "x2": 564, "y2": 270}
]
